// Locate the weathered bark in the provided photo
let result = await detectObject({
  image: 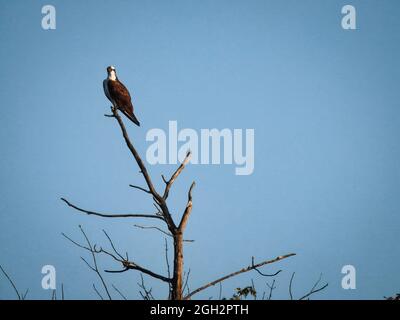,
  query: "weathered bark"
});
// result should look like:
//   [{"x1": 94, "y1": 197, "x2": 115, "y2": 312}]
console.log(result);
[{"x1": 171, "y1": 232, "x2": 184, "y2": 300}]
